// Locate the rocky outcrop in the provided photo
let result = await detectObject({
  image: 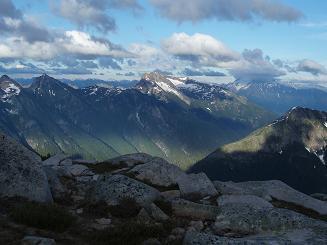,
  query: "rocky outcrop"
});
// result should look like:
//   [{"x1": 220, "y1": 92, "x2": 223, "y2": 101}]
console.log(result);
[
  {"x1": 214, "y1": 180, "x2": 327, "y2": 215},
  {"x1": 0, "y1": 133, "x2": 53, "y2": 202},
  {"x1": 1, "y1": 151, "x2": 327, "y2": 244},
  {"x1": 89, "y1": 174, "x2": 161, "y2": 206},
  {"x1": 129, "y1": 157, "x2": 186, "y2": 187}
]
